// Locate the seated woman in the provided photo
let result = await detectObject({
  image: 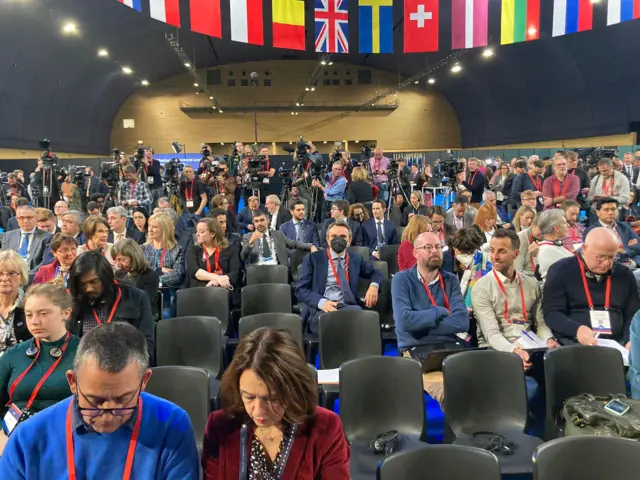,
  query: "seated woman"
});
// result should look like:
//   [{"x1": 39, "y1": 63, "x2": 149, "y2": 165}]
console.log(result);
[
  {"x1": 471, "y1": 204, "x2": 502, "y2": 247},
  {"x1": 78, "y1": 216, "x2": 114, "y2": 264},
  {"x1": 346, "y1": 203, "x2": 368, "y2": 246},
  {"x1": 203, "y1": 327, "x2": 350, "y2": 479},
  {"x1": 398, "y1": 215, "x2": 432, "y2": 271},
  {"x1": 513, "y1": 205, "x2": 536, "y2": 233},
  {"x1": 402, "y1": 191, "x2": 429, "y2": 226},
  {"x1": 210, "y1": 194, "x2": 241, "y2": 234},
  {"x1": 112, "y1": 239, "x2": 160, "y2": 321},
  {"x1": 0, "y1": 284, "x2": 79, "y2": 453},
  {"x1": 0, "y1": 252, "x2": 30, "y2": 355},
  {"x1": 131, "y1": 206, "x2": 149, "y2": 243},
  {"x1": 33, "y1": 233, "x2": 78, "y2": 286},
  {"x1": 141, "y1": 212, "x2": 185, "y2": 289}
]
